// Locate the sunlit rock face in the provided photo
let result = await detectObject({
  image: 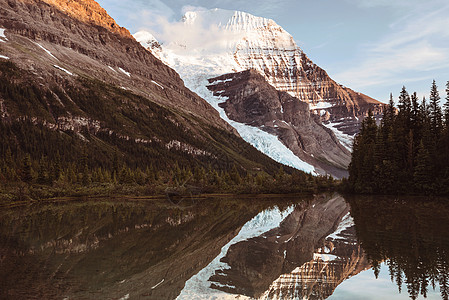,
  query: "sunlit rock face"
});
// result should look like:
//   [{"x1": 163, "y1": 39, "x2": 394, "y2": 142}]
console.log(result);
[{"x1": 208, "y1": 195, "x2": 370, "y2": 298}]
